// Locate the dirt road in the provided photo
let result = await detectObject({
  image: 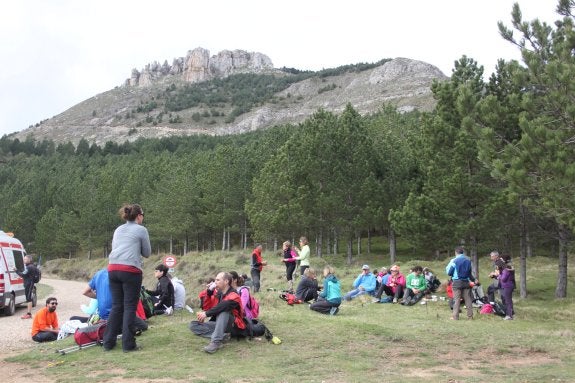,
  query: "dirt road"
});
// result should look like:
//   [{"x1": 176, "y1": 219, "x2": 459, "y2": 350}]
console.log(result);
[{"x1": 0, "y1": 278, "x2": 87, "y2": 382}]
